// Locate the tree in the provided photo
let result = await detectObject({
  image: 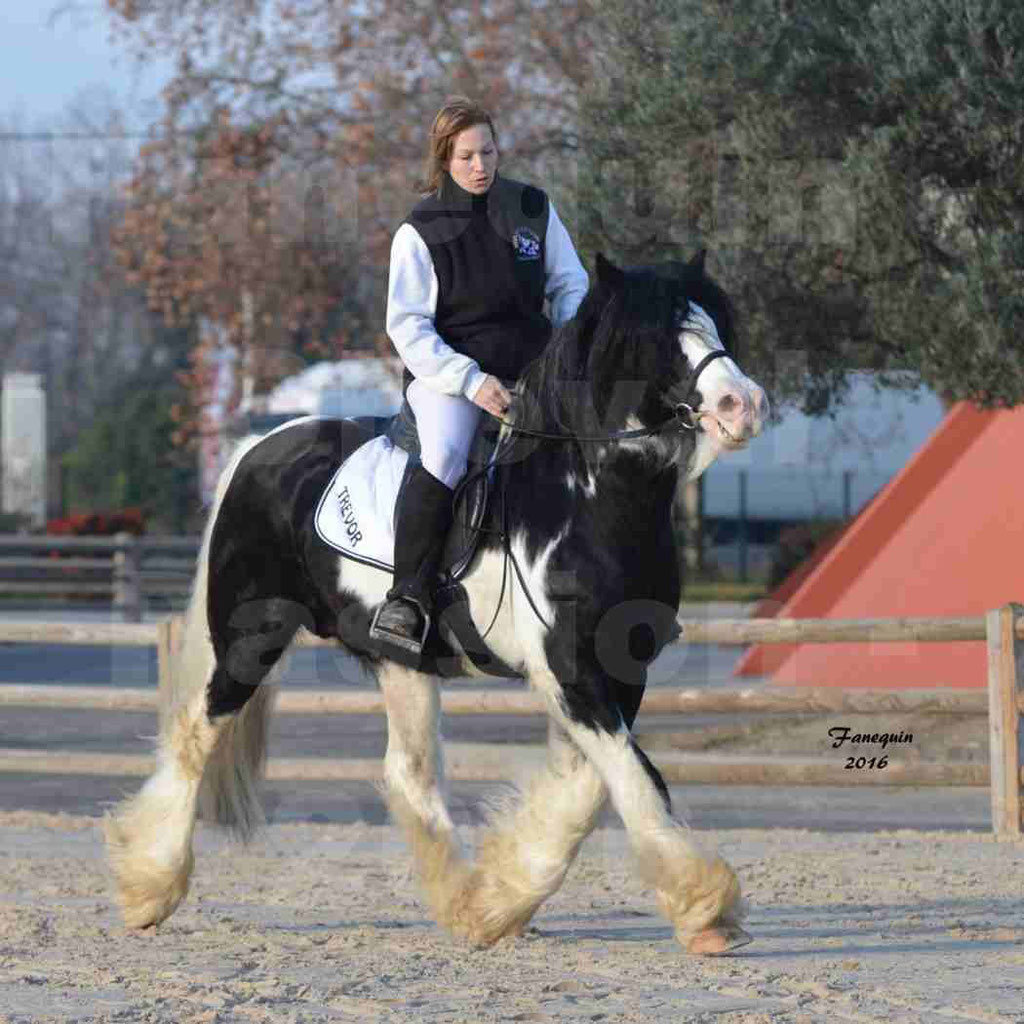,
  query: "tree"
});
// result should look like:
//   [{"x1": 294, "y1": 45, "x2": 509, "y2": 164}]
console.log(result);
[
  {"x1": 0, "y1": 89, "x2": 215, "y2": 523},
  {"x1": 113, "y1": 114, "x2": 366, "y2": 444},
  {"x1": 580, "y1": 0, "x2": 1024, "y2": 412}
]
